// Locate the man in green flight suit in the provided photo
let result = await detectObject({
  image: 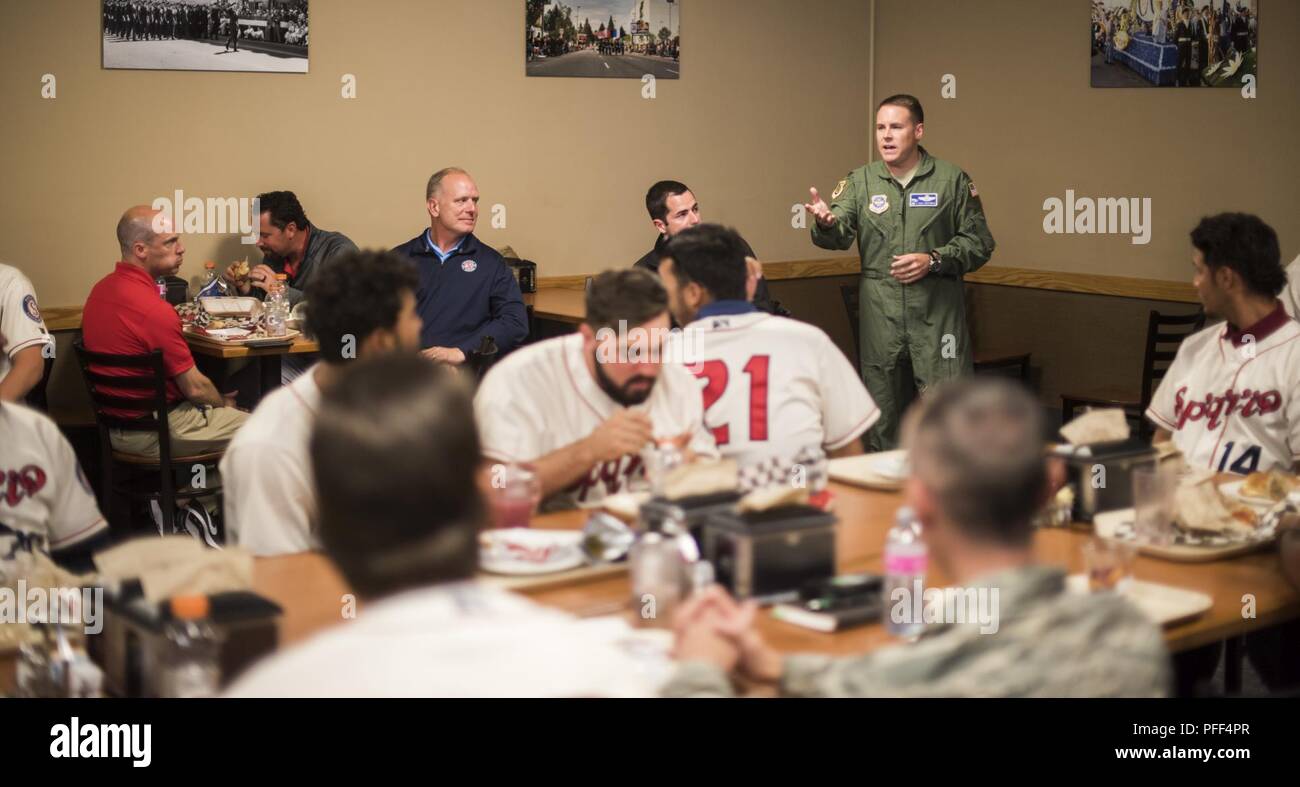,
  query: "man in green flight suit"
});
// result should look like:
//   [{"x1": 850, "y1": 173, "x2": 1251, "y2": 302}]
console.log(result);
[{"x1": 805, "y1": 94, "x2": 995, "y2": 450}]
